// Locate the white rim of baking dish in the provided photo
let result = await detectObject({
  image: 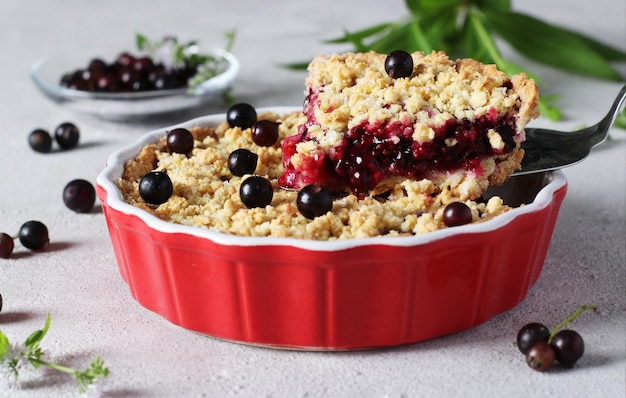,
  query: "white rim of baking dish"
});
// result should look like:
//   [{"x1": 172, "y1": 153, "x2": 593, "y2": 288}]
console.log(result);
[{"x1": 96, "y1": 106, "x2": 567, "y2": 251}]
